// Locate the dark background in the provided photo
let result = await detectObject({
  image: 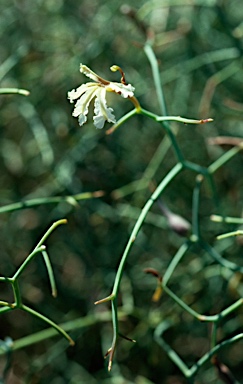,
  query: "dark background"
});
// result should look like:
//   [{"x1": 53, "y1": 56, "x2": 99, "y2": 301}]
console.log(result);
[{"x1": 0, "y1": 1, "x2": 243, "y2": 383}]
